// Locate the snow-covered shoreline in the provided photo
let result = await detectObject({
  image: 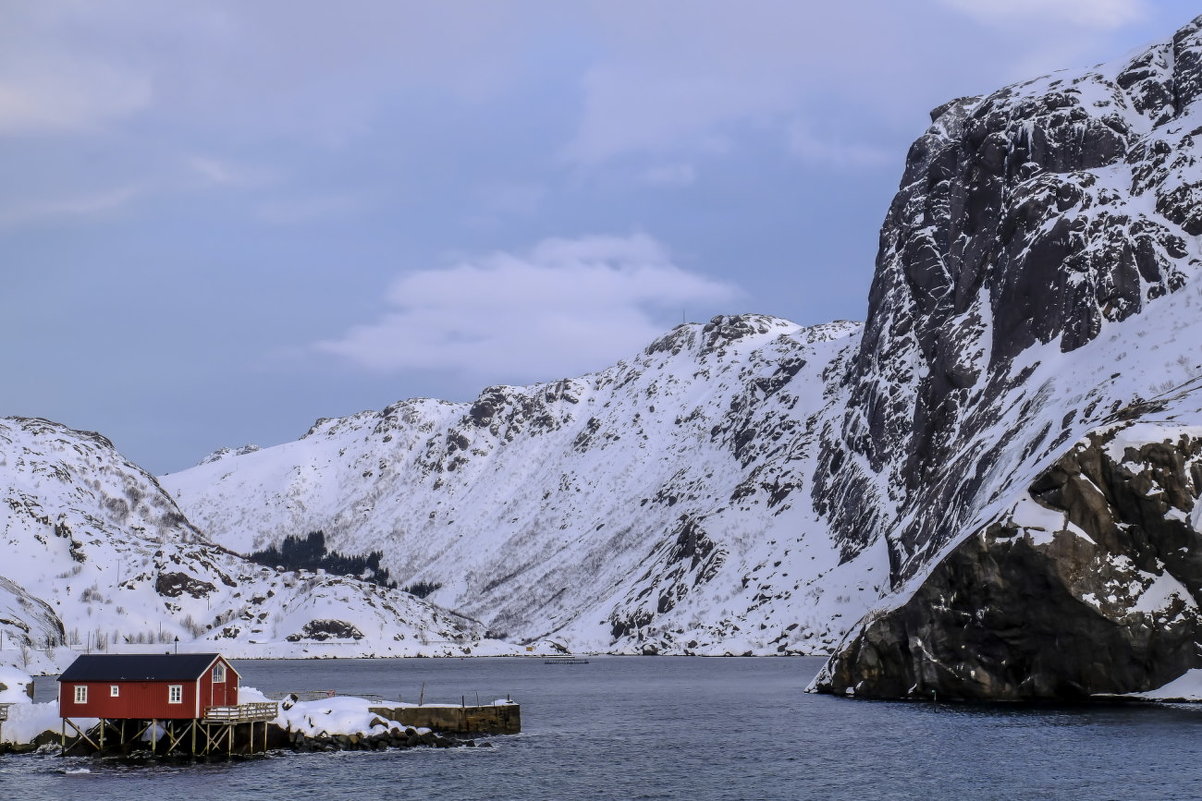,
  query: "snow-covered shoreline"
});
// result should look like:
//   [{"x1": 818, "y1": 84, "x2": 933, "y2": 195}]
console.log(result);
[{"x1": 1, "y1": 662, "x2": 517, "y2": 749}]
